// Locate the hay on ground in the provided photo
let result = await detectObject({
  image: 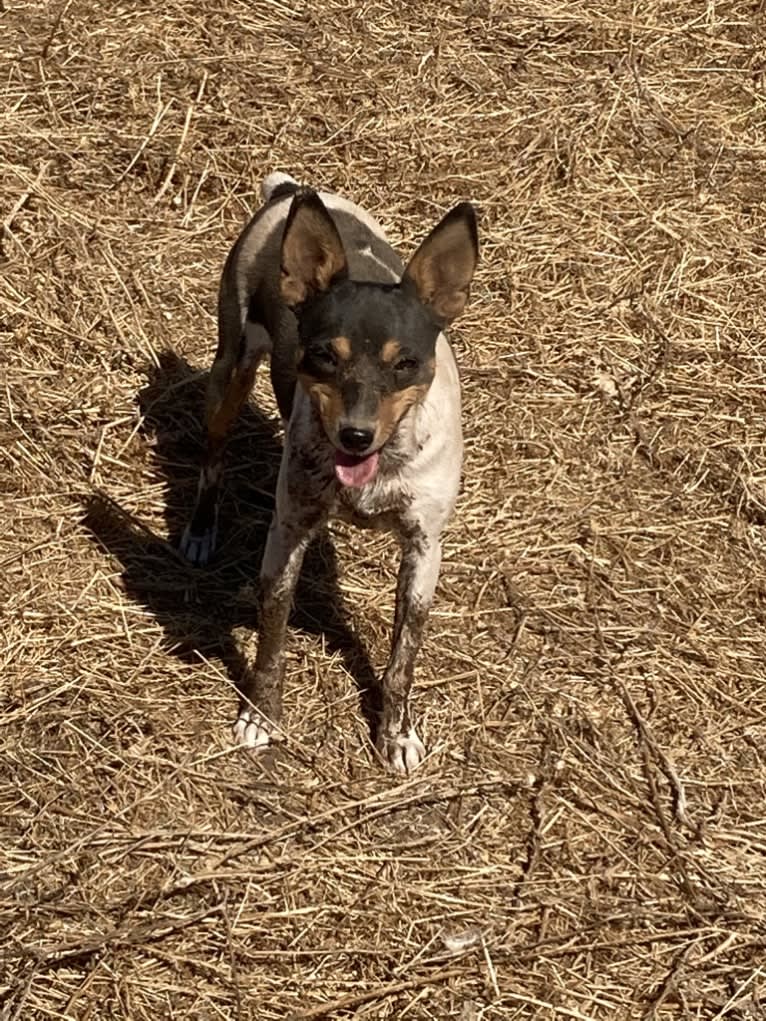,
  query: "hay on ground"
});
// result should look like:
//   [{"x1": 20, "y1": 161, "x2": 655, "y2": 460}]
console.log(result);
[{"x1": 2, "y1": 1, "x2": 766, "y2": 1017}]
